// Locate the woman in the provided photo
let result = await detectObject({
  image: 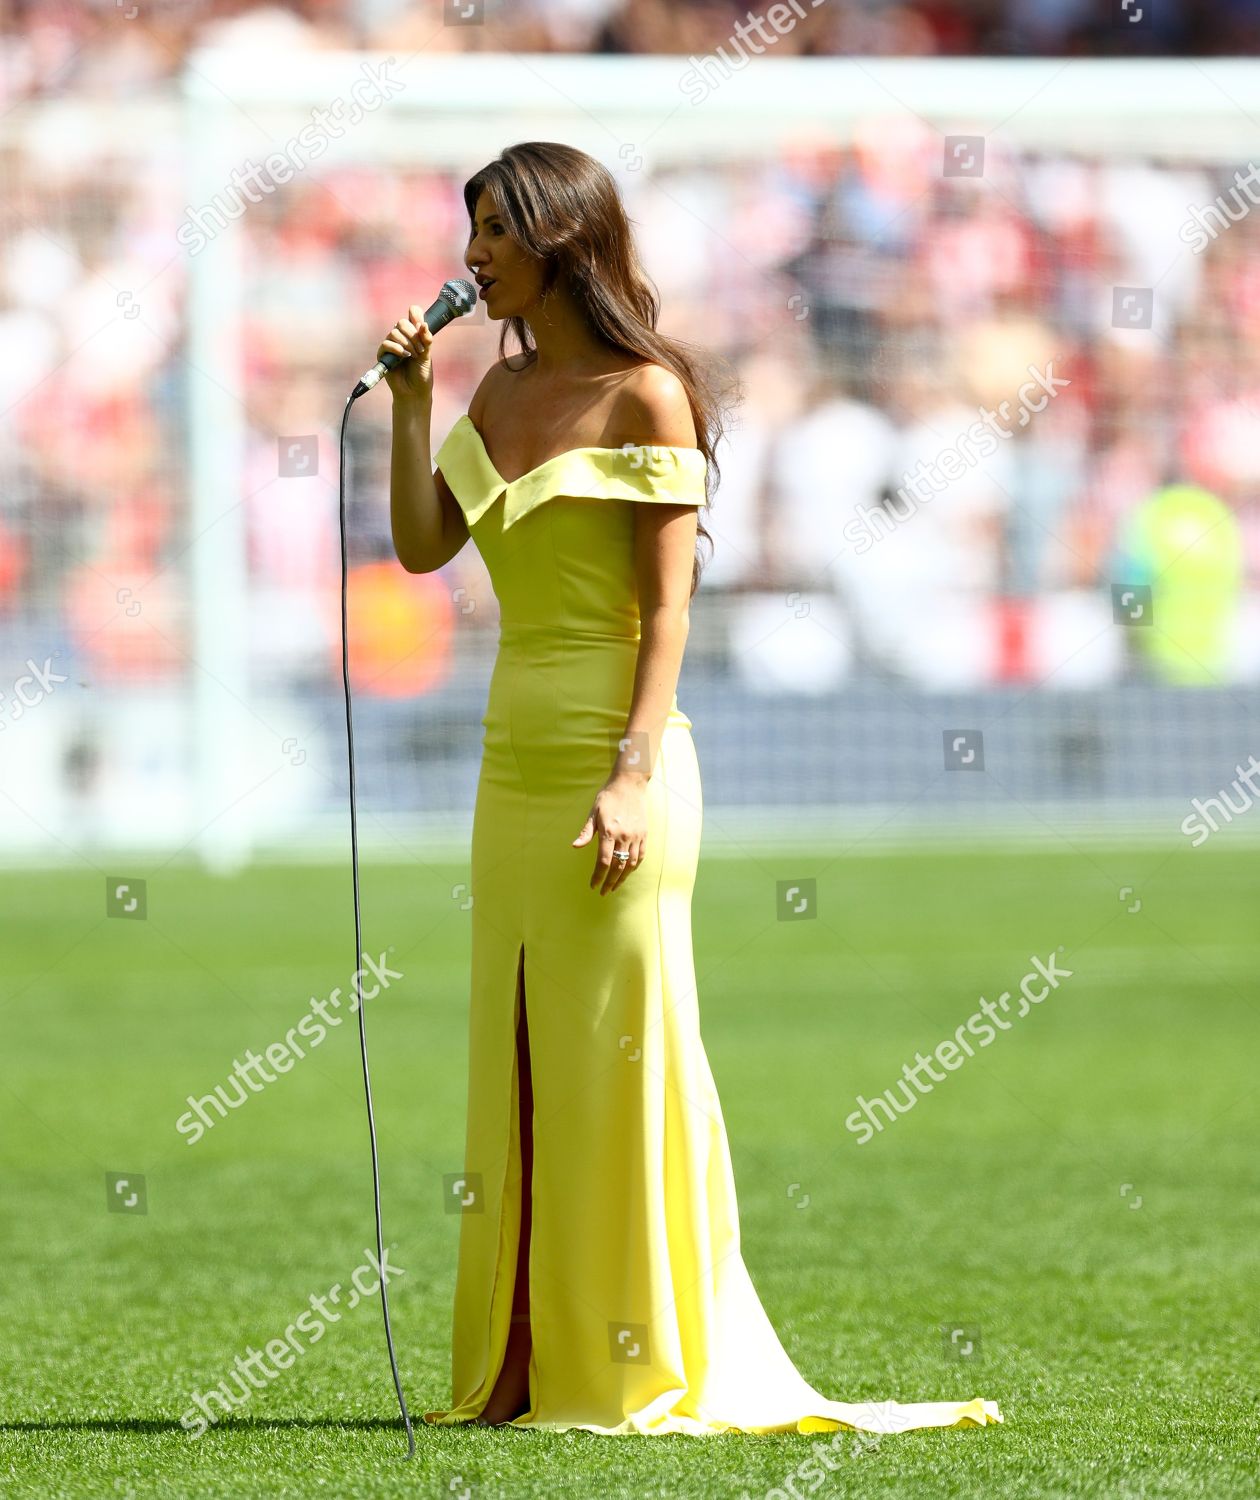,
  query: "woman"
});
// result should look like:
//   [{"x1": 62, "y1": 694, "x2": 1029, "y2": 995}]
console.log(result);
[{"x1": 382, "y1": 142, "x2": 1003, "y2": 1438}]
